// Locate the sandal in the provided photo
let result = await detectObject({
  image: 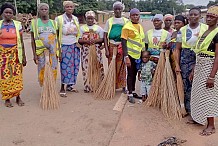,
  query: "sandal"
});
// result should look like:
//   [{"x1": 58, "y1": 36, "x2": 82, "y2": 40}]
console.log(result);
[
  {"x1": 133, "y1": 93, "x2": 141, "y2": 99},
  {"x1": 200, "y1": 128, "x2": 216, "y2": 136},
  {"x1": 67, "y1": 86, "x2": 79, "y2": 93},
  {"x1": 60, "y1": 92, "x2": 67, "y2": 97},
  {"x1": 5, "y1": 100, "x2": 13, "y2": 108}
]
